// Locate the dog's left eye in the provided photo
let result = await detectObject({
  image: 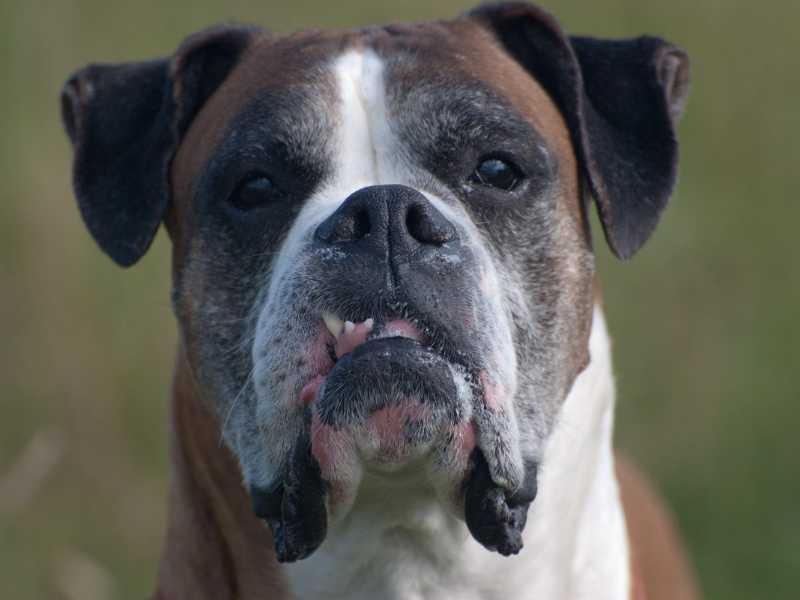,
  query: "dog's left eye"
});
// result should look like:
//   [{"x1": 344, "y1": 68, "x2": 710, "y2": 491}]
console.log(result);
[
  {"x1": 229, "y1": 175, "x2": 280, "y2": 210},
  {"x1": 470, "y1": 158, "x2": 521, "y2": 191}
]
